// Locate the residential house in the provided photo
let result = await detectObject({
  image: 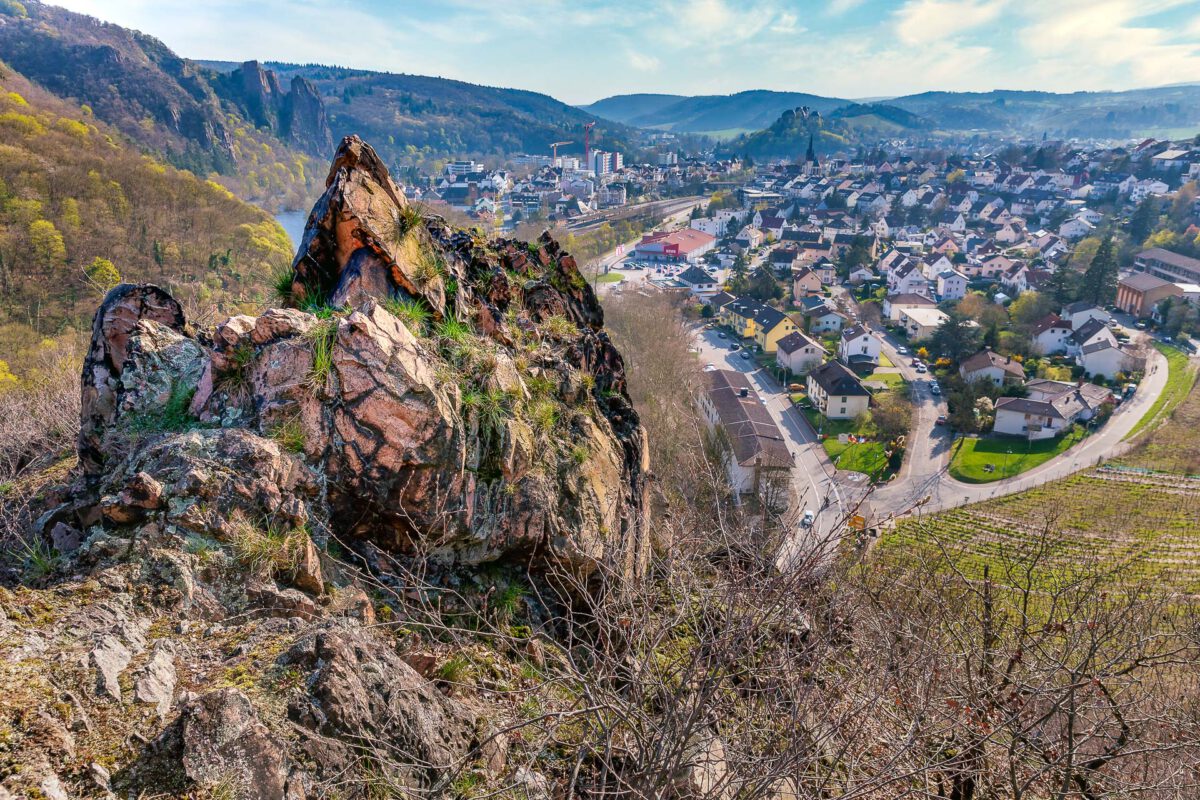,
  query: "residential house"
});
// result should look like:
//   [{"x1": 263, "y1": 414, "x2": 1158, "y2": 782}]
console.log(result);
[
  {"x1": 699, "y1": 370, "x2": 793, "y2": 496},
  {"x1": 775, "y1": 331, "x2": 826, "y2": 375},
  {"x1": 936, "y1": 269, "x2": 968, "y2": 300},
  {"x1": 1060, "y1": 302, "x2": 1110, "y2": 330},
  {"x1": 1079, "y1": 340, "x2": 1135, "y2": 380},
  {"x1": 838, "y1": 325, "x2": 882, "y2": 368},
  {"x1": 720, "y1": 297, "x2": 800, "y2": 353},
  {"x1": 1031, "y1": 314, "x2": 1074, "y2": 355},
  {"x1": 734, "y1": 226, "x2": 765, "y2": 251},
  {"x1": 959, "y1": 349, "x2": 1026, "y2": 387},
  {"x1": 676, "y1": 265, "x2": 720, "y2": 300},
  {"x1": 1116, "y1": 272, "x2": 1182, "y2": 317},
  {"x1": 792, "y1": 266, "x2": 823, "y2": 300},
  {"x1": 1067, "y1": 318, "x2": 1117, "y2": 355},
  {"x1": 993, "y1": 381, "x2": 1113, "y2": 440},
  {"x1": 899, "y1": 307, "x2": 950, "y2": 341},
  {"x1": 883, "y1": 292, "x2": 937, "y2": 322},
  {"x1": 1058, "y1": 216, "x2": 1095, "y2": 241},
  {"x1": 889, "y1": 261, "x2": 931, "y2": 296},
  {"x1": 807, "y1": 361, "x2": 871, "y2": 420},
  {"x1": 799, "y1": 297, "x2": 847, "y2": 334},
  {"x1": 811, "y1": 257, "x2": 837, "y2": 285}
]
